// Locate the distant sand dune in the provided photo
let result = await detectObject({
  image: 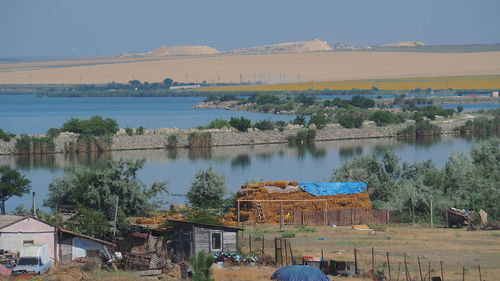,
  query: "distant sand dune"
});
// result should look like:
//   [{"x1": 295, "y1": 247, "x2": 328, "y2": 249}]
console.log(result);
[{"x1": 1, "y1": 51, "x2": 500, "y2": 85}]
